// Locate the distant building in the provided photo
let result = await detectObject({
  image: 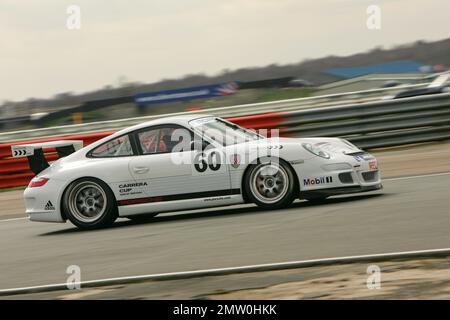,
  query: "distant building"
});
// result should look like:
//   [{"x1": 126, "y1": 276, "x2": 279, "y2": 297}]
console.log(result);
[
  {"x1": 324, "y1": 60, "x2": 426, "y2": 79},
  {"x1": 314, "y1": 73, "x2": 430, "y2": 95}
]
